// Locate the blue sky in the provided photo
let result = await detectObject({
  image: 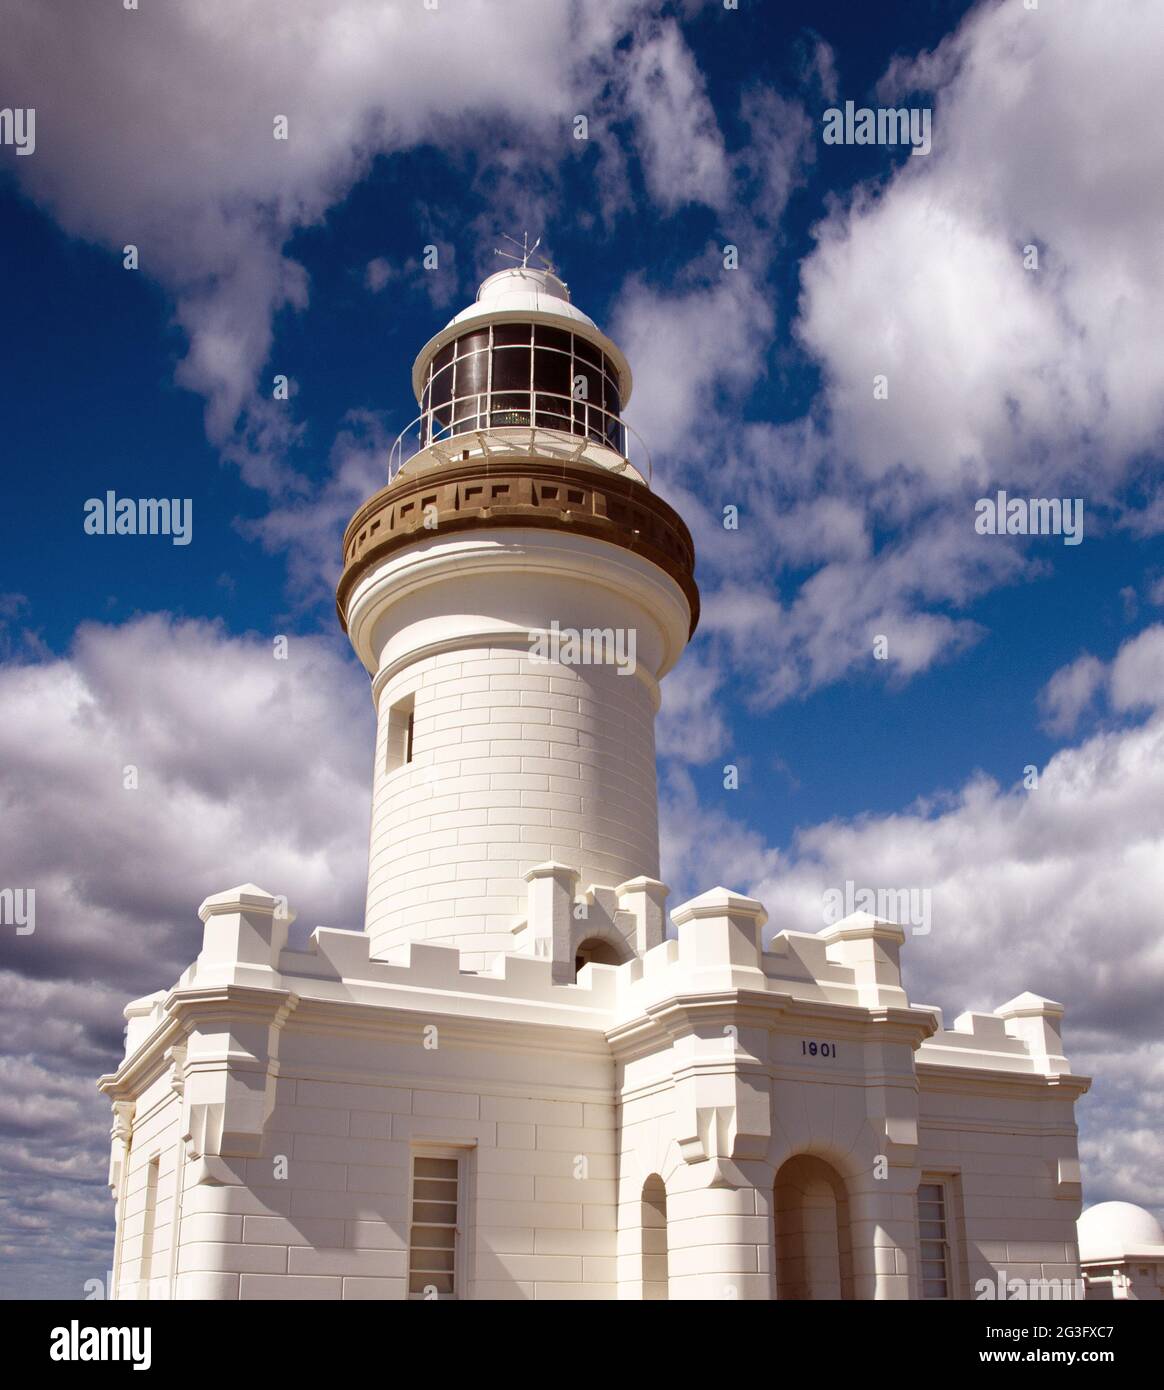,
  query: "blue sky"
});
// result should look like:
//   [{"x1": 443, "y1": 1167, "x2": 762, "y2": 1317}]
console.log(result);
[{"x1": 1, "y1": 0, "x2": 1162, "y2": 1298}]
